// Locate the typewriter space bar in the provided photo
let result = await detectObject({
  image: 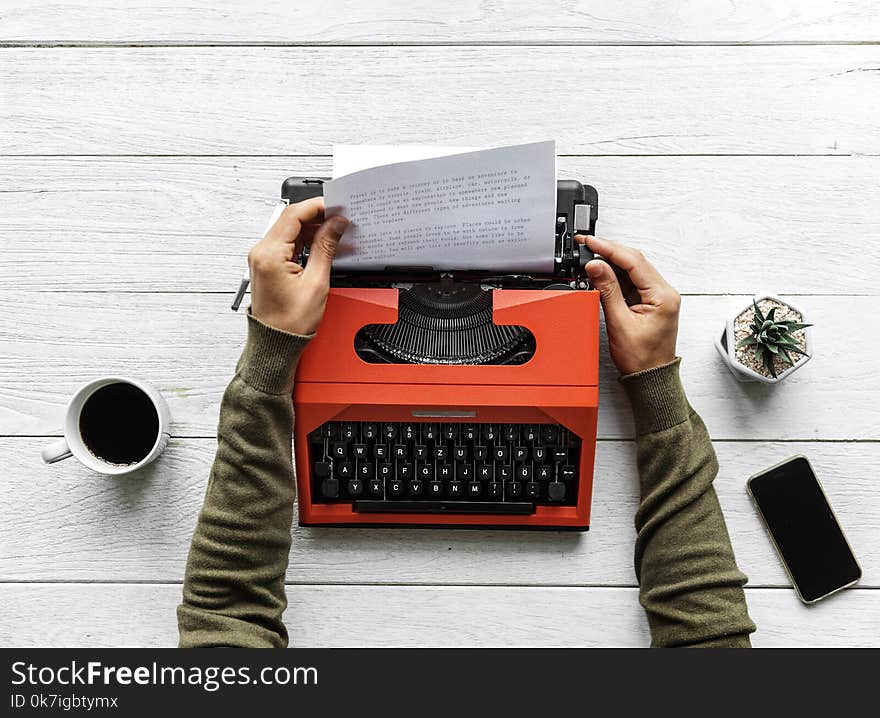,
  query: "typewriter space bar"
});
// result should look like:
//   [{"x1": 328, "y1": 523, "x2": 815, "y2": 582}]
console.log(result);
[{"x1": 354, "y1": 500, "x2": 535, "y2": 515}]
